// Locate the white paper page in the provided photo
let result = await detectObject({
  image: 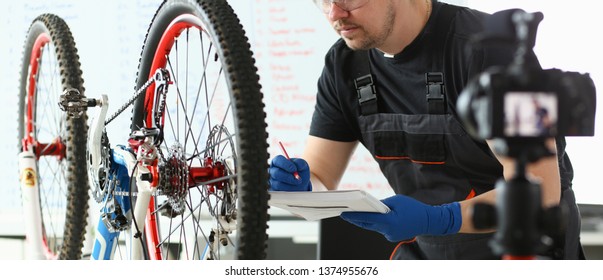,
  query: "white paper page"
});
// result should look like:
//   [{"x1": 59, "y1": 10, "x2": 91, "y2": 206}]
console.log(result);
[{"x1": 269, "y1": 190, "x2": 390, "y2": 221}]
